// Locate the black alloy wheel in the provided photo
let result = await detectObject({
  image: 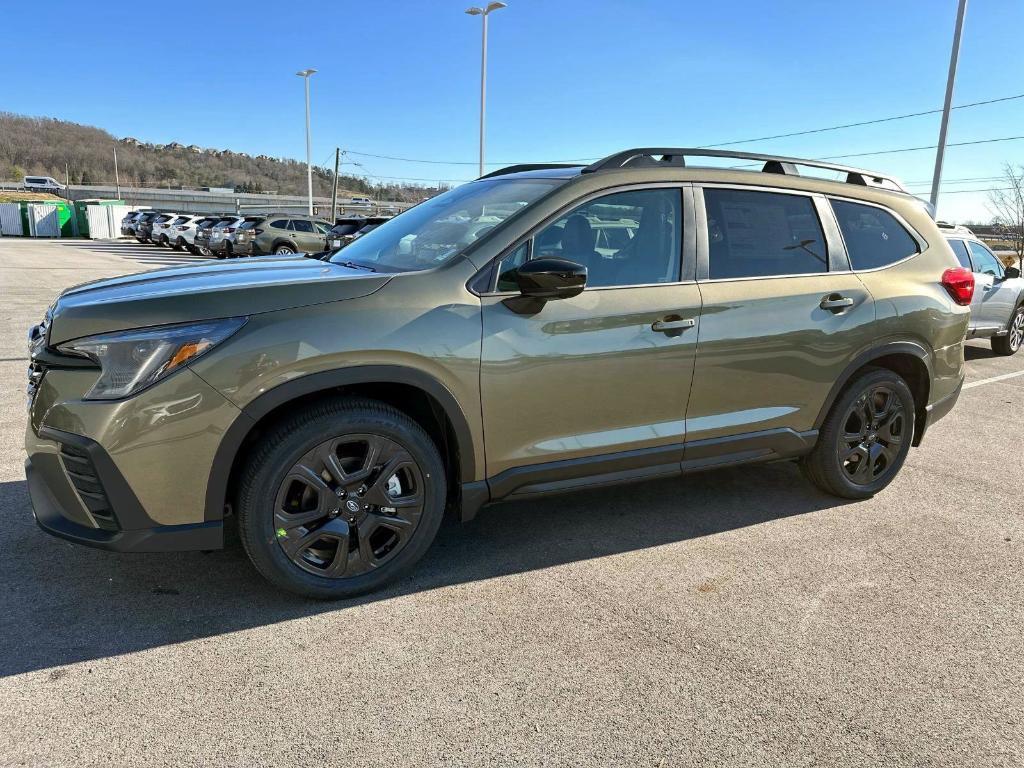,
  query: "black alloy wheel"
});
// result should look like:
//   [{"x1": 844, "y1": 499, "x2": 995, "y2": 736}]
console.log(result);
[
  {"x1": 237, "y1": 398, "x2": 446, "y2": 598},
  {"x1": 274, "y1": 434, "x2": 425, "y2": 578},
  {"x1": 837, "y1": 384, "x2": 905, "y2": 485},
  {"x1": 801, "y1": 367, "x2": 914, "y2": 499}
]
